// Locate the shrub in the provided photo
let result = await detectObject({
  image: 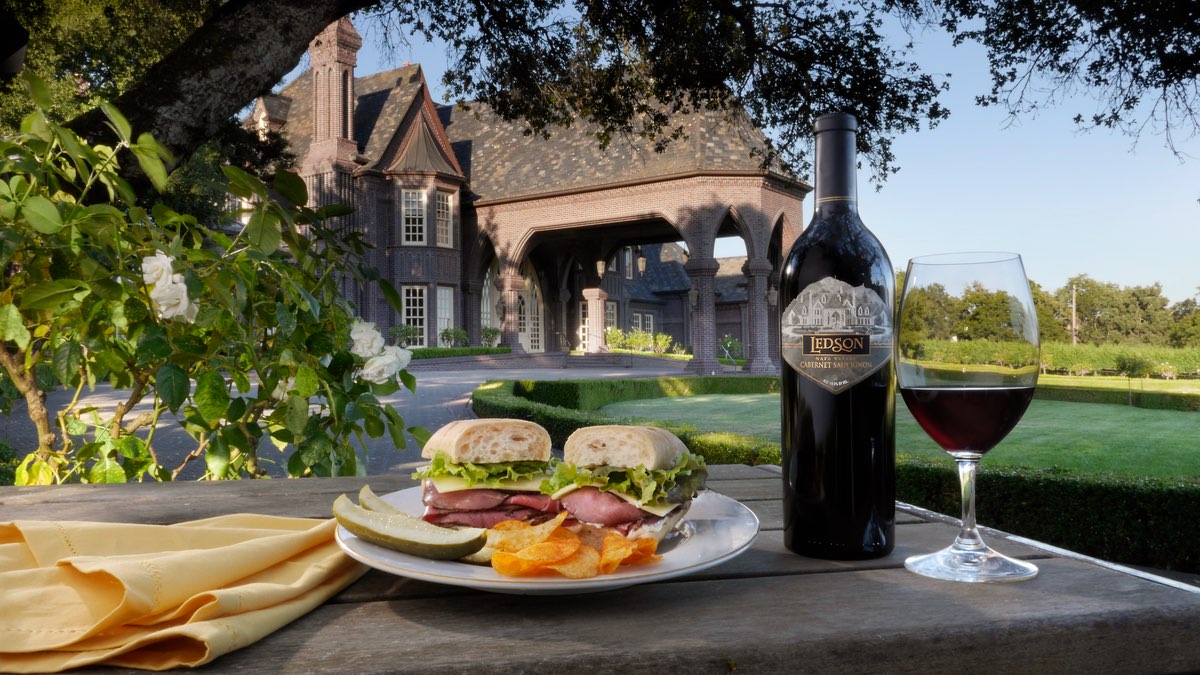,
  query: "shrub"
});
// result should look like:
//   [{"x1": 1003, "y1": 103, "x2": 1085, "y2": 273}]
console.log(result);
[
  {"x1": 671, "y1": 343, "x2": 689, "y2": 356},
  {"x1": 439, "y1": 327, "x2": 469, "y2": 348},
  {"x1": 604, "y1": 326, "x2": 626, "y2": 350},
  {"x1": 719, "y1": 334, "x2": 743, "y2": 359},
  {"x1": 480, "y1": 326, "x2": 501, "y2": 348},
  {"x1": 1115, "y1": 352, "x2": 1156, "y2": 379},
  {"x1": 390, "y1": 324, "x2": 423, "y2": 347},
  {"x1": 626, "y1": 329, "x2": 653, "y2": 352},
  {"x1": 652, "y1": 333, "x2": 673, "y2": 354}
]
